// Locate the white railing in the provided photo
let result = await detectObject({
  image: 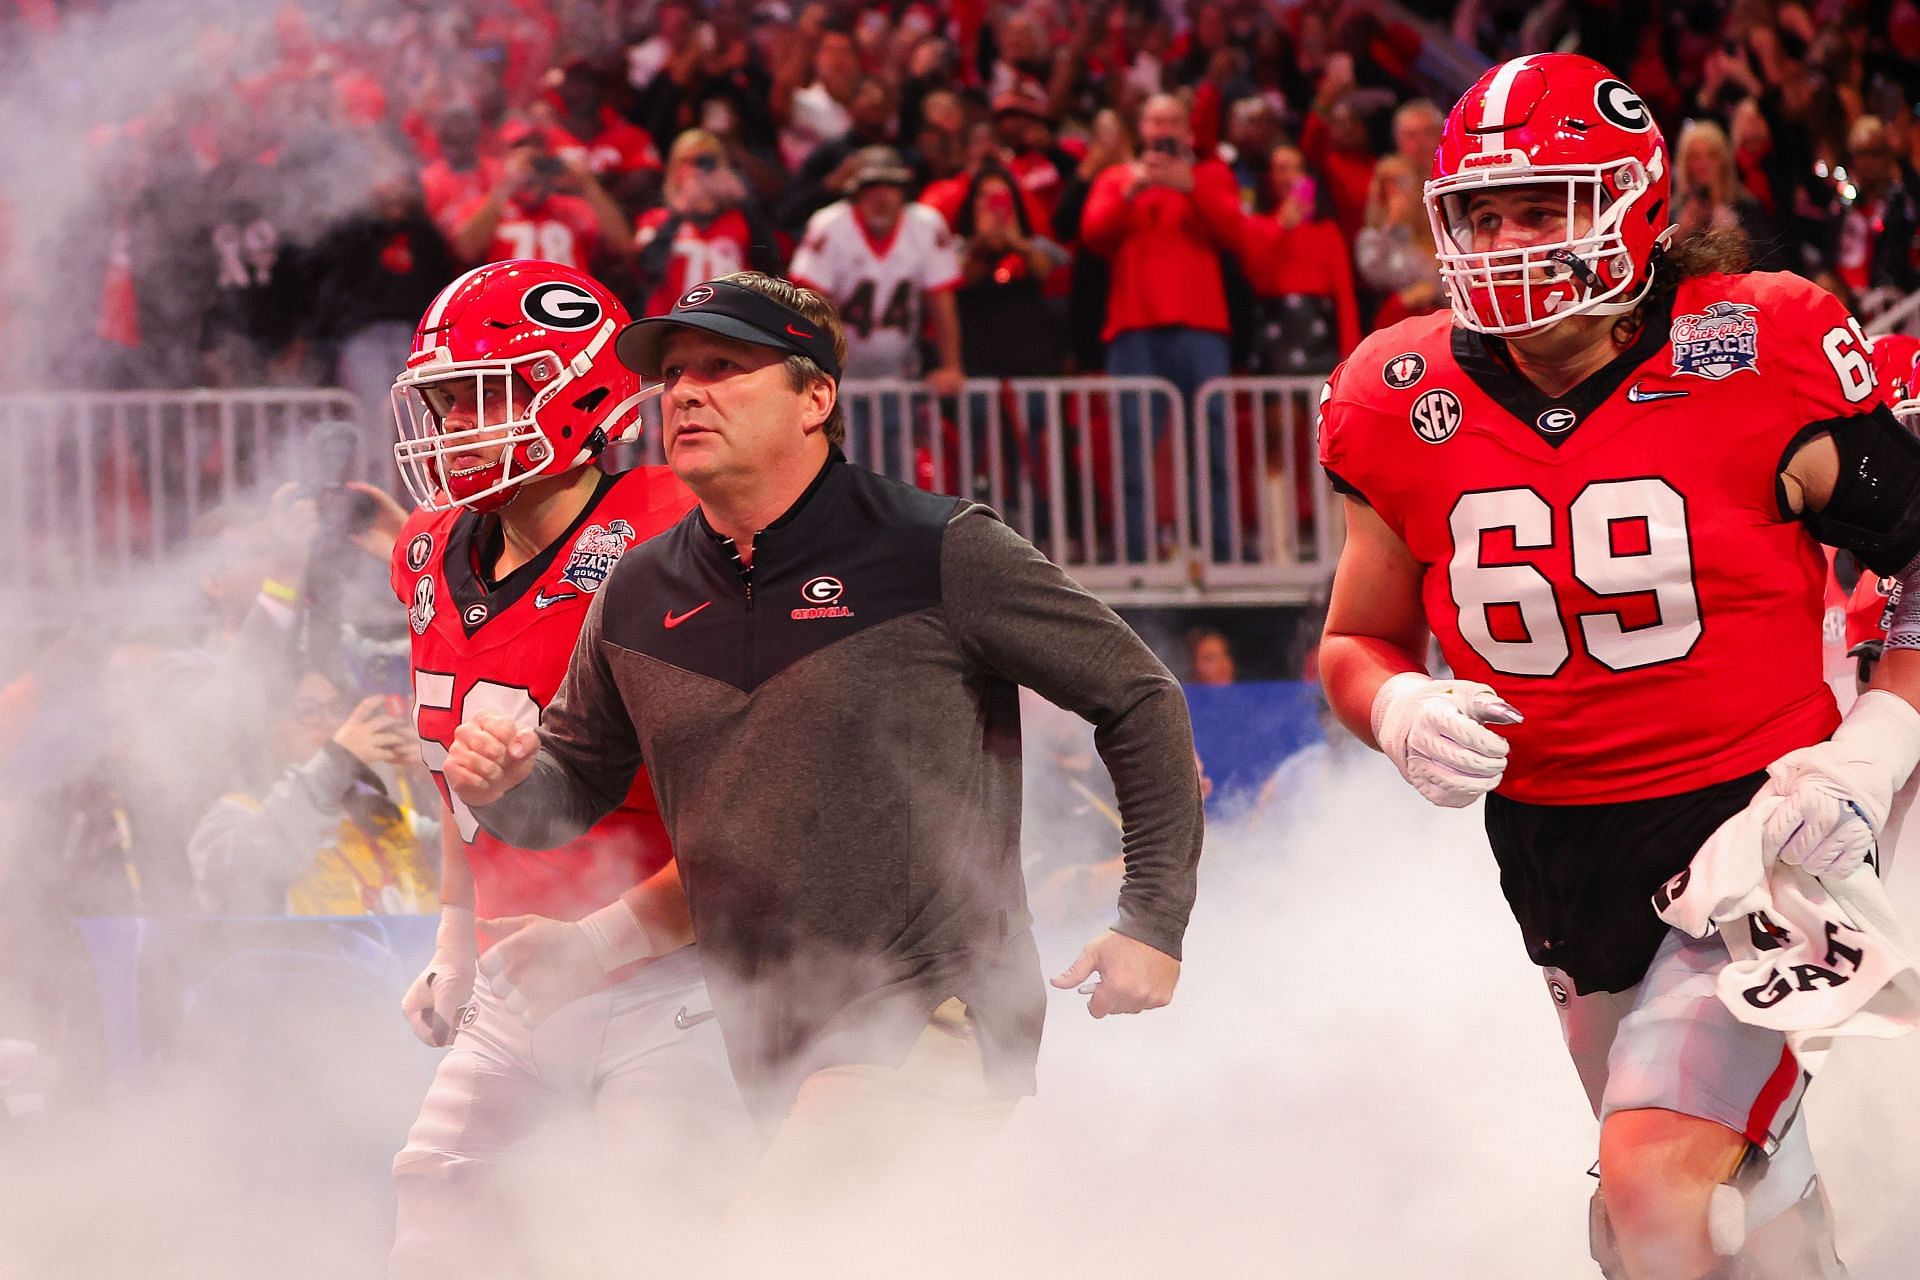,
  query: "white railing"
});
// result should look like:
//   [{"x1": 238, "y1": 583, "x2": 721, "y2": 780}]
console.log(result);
[
  {"x1": 0, "y1": 389, "x2": 364, "y2": 601},
  {"x1": 1863, "y1": 287, "x2": 1920, "y2": 337},
  {"x1": 1190, "y1": 376, "x2": 1344, "y2": 597},
  {"x1": 2, "y1": 378, "x2": 1340, "y2": 614}
]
